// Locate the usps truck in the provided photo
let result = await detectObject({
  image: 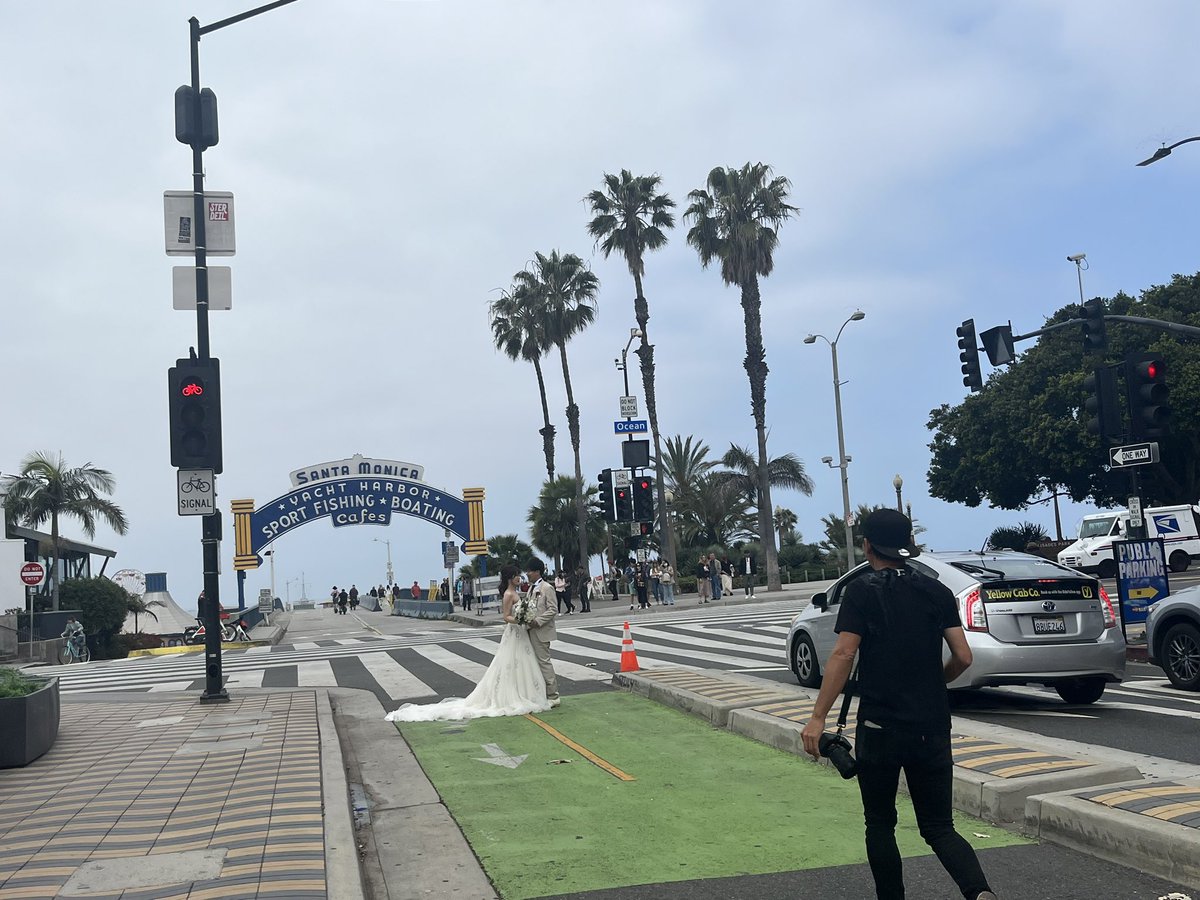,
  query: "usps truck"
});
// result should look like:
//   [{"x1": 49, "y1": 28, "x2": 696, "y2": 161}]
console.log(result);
[{"x1": 1057, "y1": 504, "x2": 1200, "y2": 577}]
